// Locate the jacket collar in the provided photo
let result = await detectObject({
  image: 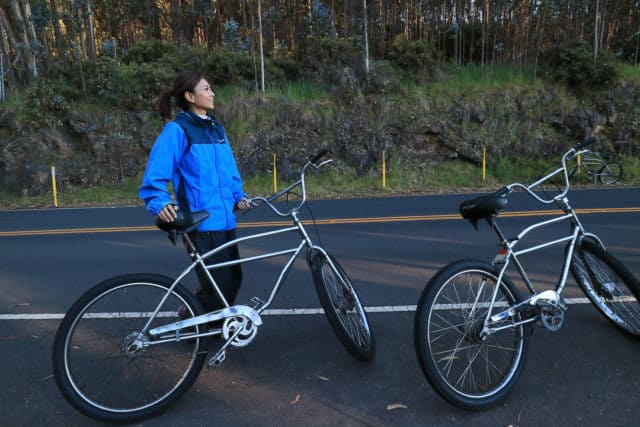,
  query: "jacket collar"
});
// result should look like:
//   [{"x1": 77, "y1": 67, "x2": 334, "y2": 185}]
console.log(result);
[{"x1": 176, "y1": 110, "x2": 217, "y2": 129}]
